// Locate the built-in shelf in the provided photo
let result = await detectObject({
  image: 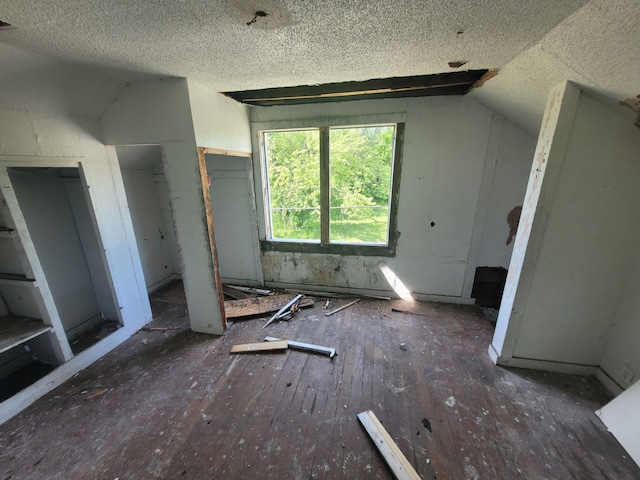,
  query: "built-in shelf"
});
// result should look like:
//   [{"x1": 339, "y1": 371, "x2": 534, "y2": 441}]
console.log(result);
[
  {"x1": 0, "y1": 316, "x2": 51, "y2": 354},
  {"x1": 0, "y1": 227, "x2": 14, "y2": 239},
  {"x1": 0, "y1": 273, "x2": 37, "y2": 287}
]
